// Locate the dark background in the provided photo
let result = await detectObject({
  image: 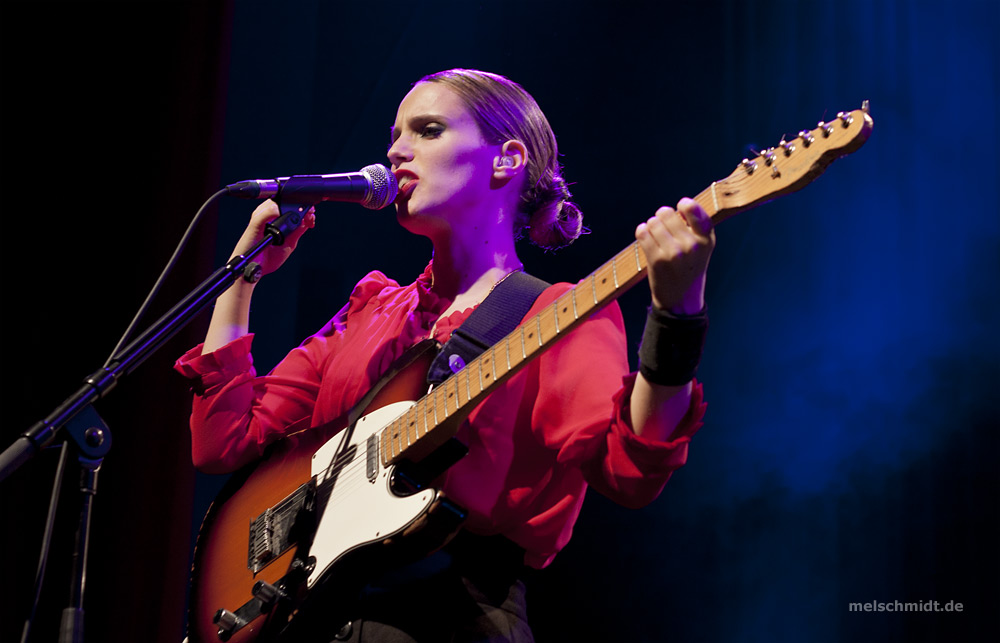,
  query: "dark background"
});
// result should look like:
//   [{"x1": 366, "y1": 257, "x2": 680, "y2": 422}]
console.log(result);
[{"x1": 2, "y1": 1, "x2": 997, "y2": 642}]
